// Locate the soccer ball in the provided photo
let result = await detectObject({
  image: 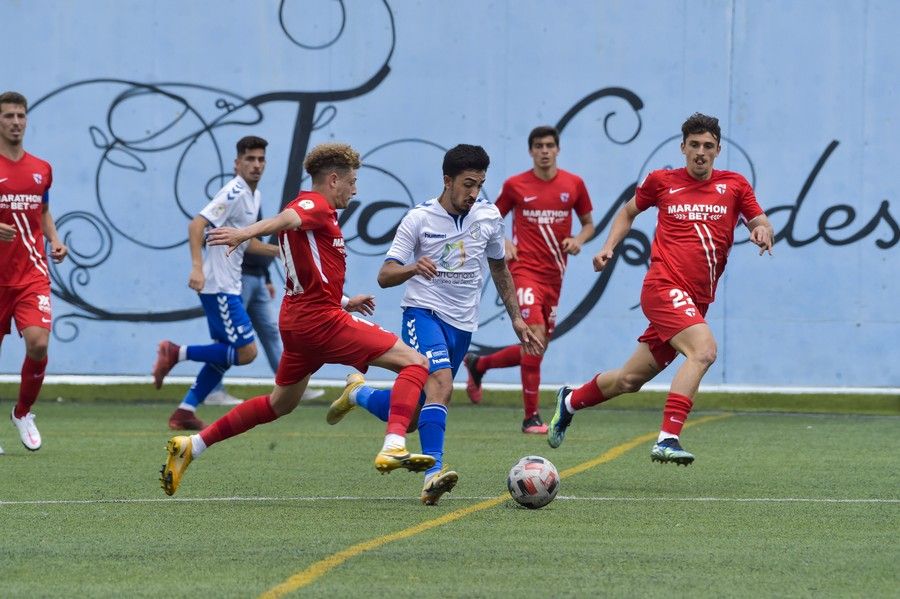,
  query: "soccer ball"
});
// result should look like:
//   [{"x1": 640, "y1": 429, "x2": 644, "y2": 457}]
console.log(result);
[{"x1": 507, "y1": 455, "x2": 559, "y2": 509}]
